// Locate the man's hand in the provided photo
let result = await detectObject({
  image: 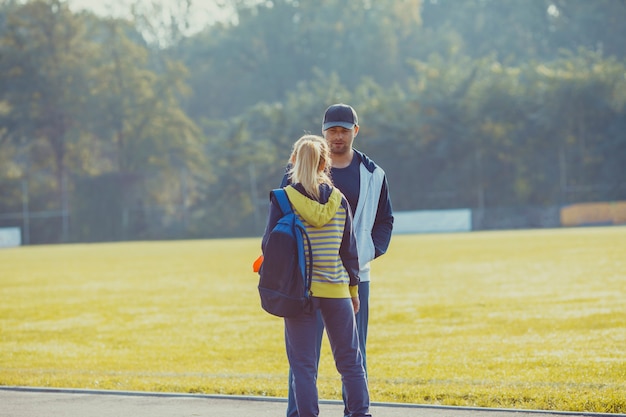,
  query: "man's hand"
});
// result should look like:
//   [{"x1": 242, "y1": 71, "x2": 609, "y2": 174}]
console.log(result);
[{"x1": 351, "y1": 296, "x2": 360, "y2": 314}]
